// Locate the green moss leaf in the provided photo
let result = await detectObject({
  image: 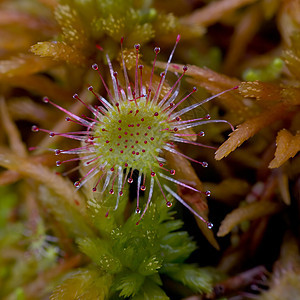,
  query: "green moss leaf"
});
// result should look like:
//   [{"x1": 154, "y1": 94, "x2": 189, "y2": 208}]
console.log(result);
[
  {"x1": 50, "y1": 268, "x2": 112, "y2": 300},
  {"x1": 160, "y1": 231, "x2": 197, "y2": 263},
  {"x1": 113, "y1": 271, "x2": 145, "y2": 298},
  {"x1": 132, "y1": 279, "x2": 169, "y2": 300},
  {"x1": 77, "y1": 238, "x2": 122, "y2": 274},
  {"x1": 167, "y1": 264, "x2": 213, "y2": 294}
]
